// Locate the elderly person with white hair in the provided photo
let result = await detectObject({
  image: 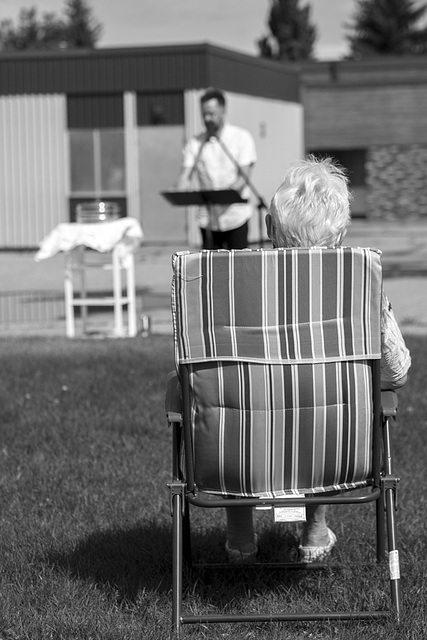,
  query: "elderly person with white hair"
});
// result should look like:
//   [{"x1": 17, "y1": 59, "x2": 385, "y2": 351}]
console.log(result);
[{"x1": 225, "y1": 155, "x2": 411, "y2": 564}]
